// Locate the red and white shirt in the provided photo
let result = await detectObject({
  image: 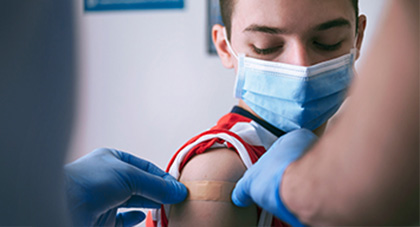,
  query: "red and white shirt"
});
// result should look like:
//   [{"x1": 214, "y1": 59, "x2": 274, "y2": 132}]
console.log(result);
[{"x1": 146, "y1": 106, "x2": 288, "y2": 227}]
